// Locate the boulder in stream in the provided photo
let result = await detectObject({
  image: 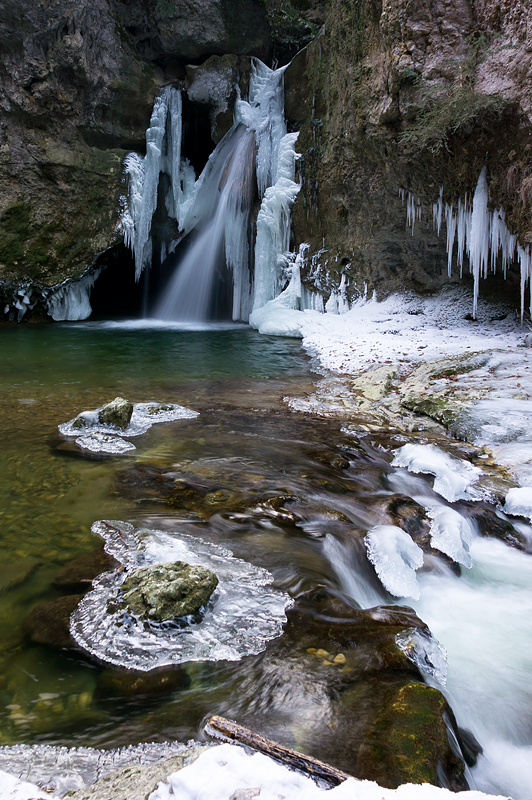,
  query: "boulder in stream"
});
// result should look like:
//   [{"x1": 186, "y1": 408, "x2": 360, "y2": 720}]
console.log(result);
[
  {"x1": 97, "y1": 397, "x2": 134, "y2": 430},
  {"x1": 23, "y1": 594, "x2": 84, "y2": 649},
  {"x1": 116, "y1": 561, "x2": 219, "y2": 622}
]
